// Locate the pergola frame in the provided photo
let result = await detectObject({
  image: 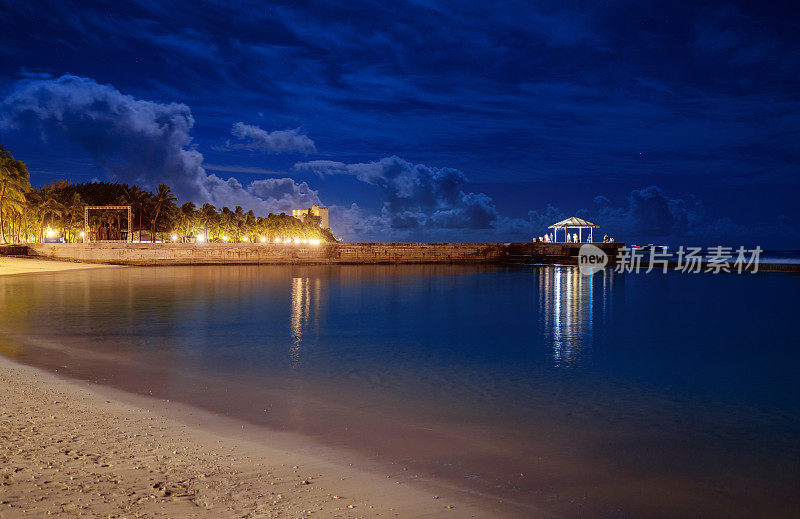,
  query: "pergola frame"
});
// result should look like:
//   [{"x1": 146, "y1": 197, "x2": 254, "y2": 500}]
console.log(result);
[
  {"x1": 548, "y1": 217, "x2": 599, "y2": 243},
  {"x1": 84, "y1": 205, "x2": 132, "y2": 243},
  {"x1": 553, "y1": 226, "x2": 590, "y2": 243}
]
